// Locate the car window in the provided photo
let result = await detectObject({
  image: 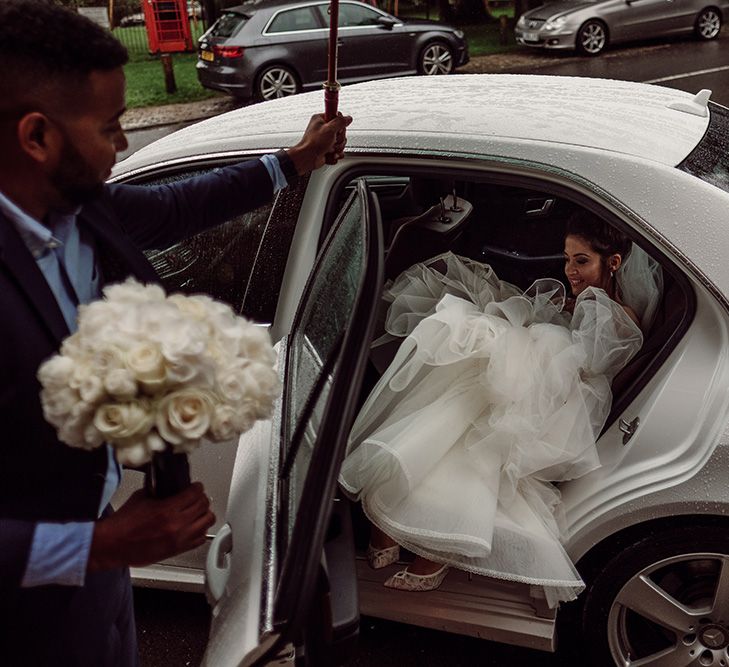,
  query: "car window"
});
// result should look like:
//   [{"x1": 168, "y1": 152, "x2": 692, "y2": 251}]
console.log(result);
[
  {"x1": 318, "y1": 2, "x2": 382, "y2": 27},
  {"x1": 208, "y1": 11, "x2": 248, "y2": 38},
  {"x1": 267, "y1": 6, "x2": 321, "y2": 33},
  {"x1": 678, "y1": 102, "x2": 729, "y2": 195},
  {"x1": 282, "y1": 189, "x2": 365, "y2": 534},
  {"x1": 127, "y1": 164, "x2": 303, "y2": 323}
]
